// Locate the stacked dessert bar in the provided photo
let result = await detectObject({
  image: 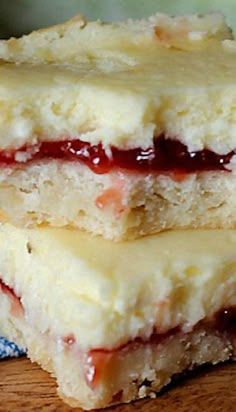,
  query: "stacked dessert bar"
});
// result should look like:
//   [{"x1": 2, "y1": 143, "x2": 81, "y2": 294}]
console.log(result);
[{"x1": 0, "y1": 12, "x2": 236, "y2": 410}]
